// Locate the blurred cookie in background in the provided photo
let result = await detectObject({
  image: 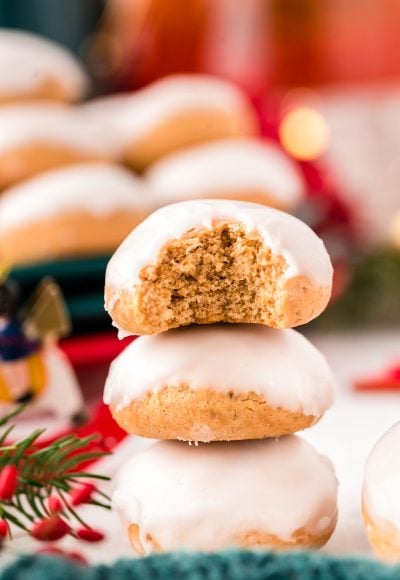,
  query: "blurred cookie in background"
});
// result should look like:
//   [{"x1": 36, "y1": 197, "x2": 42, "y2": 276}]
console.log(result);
[
  {"x1": 83, "y1": 74, "x2": 259, "y2": 171},
  {"x1": 0, "y1": 29, "x2": 89, "y2": 104},
  {"x1": 0, "y1": 103, "x2": 111, "y2": 189},
  {"x1": 146, "y1": 138, "x2": 305, "y2": 212},
  {"x1": 0, "y1": 163, "x2": 152, "y2": 266}
]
